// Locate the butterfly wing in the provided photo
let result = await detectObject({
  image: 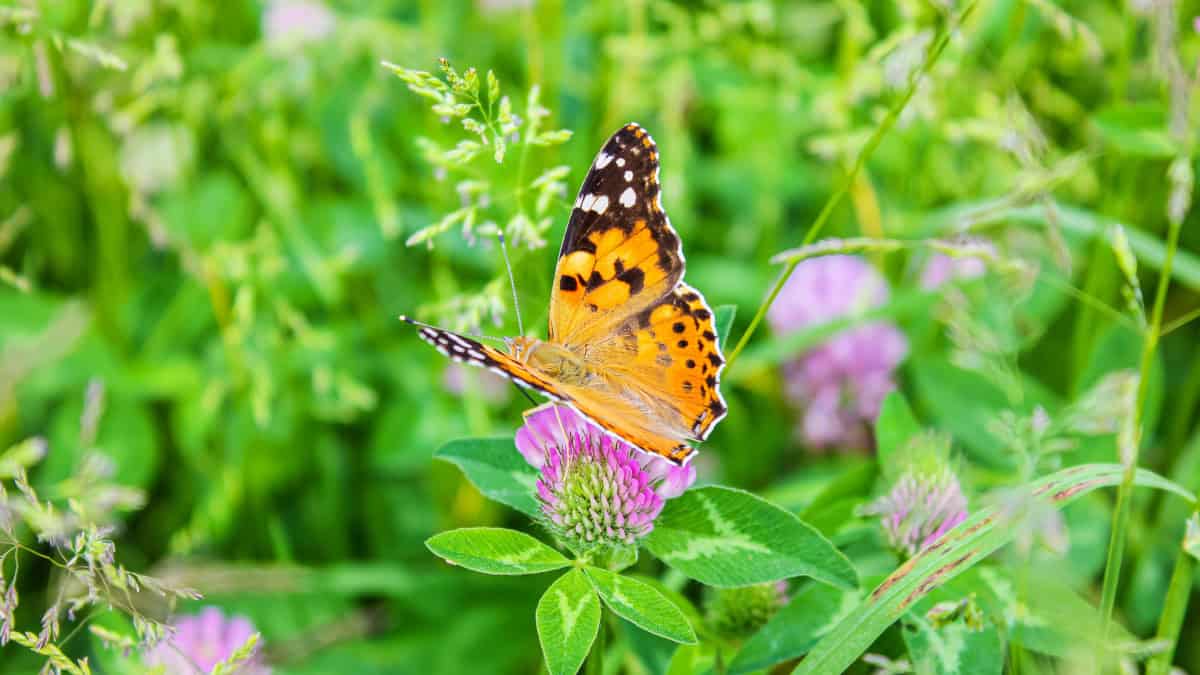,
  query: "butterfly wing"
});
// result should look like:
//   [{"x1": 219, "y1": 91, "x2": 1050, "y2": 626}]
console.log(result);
[
  {"x1": 549, "y1": 123, "x2": 683, "y2": 343},
  {"x1": 547, "y1": 124, "x2": 727, "y2": 461},
  {"x1": 405, "y1": 319, "x2": 702, "y2": 463},
  {"x1": 614, "y1": 282, "x2": 728, "y2": 440}
]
